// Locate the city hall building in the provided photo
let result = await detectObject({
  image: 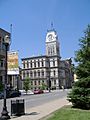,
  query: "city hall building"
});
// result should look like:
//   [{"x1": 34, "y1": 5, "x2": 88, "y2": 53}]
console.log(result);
[{"x1": 21, "y1": 28, "x2": 74, "y2": 90}]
